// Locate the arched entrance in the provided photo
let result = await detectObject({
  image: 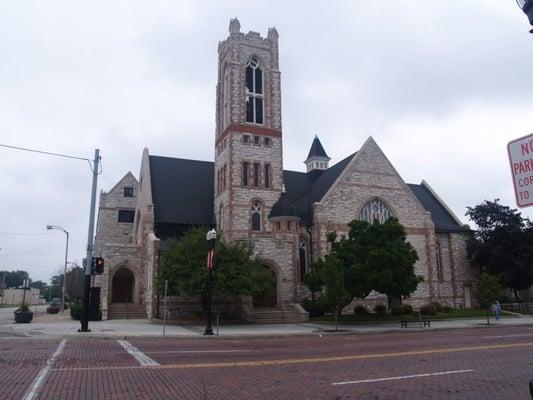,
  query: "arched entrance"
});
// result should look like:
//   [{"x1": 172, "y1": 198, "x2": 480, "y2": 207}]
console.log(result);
[
  {"x1": 252, "y1": 264, "x2": 278, "y2": 309},
  {"x1": 112, "y1": 268, "x2": 134, "y2": 303}
]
